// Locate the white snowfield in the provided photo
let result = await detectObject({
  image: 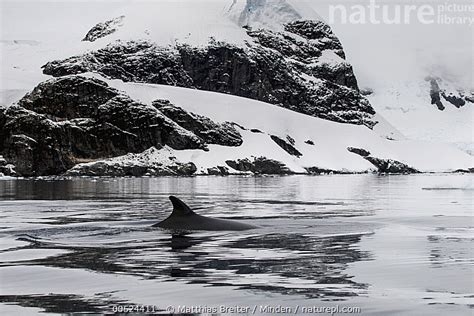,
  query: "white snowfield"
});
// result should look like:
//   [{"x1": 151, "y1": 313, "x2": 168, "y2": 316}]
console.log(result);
[
  {"x1": 366, "y1": 78, "x2": 473, "y2": 155},
  {"x1": 82, "y1": 73, "x2": 472, "y2": 174}
]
